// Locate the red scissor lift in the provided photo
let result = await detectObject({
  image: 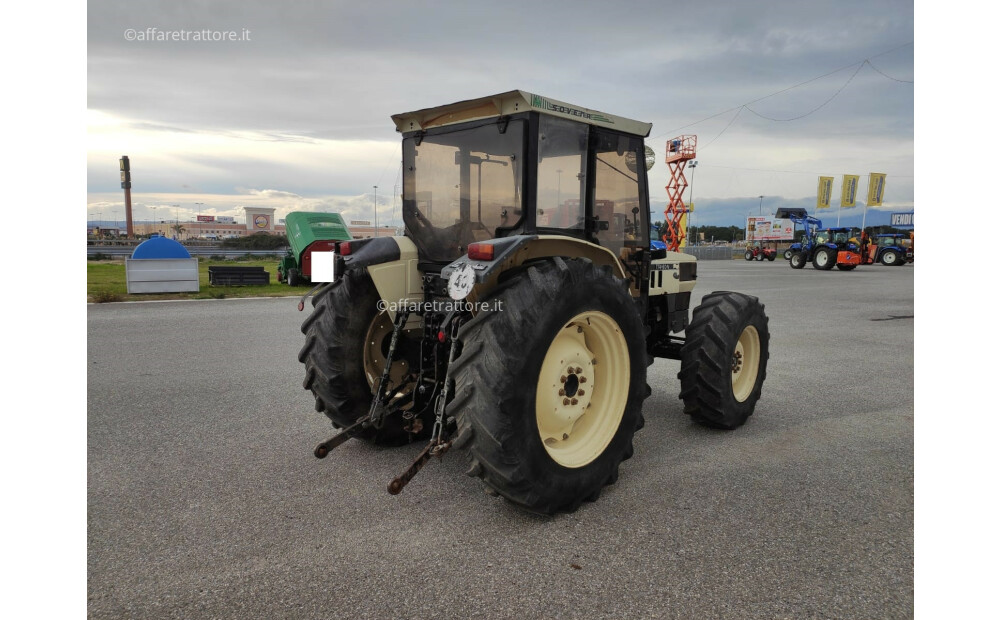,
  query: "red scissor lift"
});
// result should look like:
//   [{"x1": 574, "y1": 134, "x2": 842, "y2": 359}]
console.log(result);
[{"x1": 663, "y1": 135, "x2": 697, "y2": 251}]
